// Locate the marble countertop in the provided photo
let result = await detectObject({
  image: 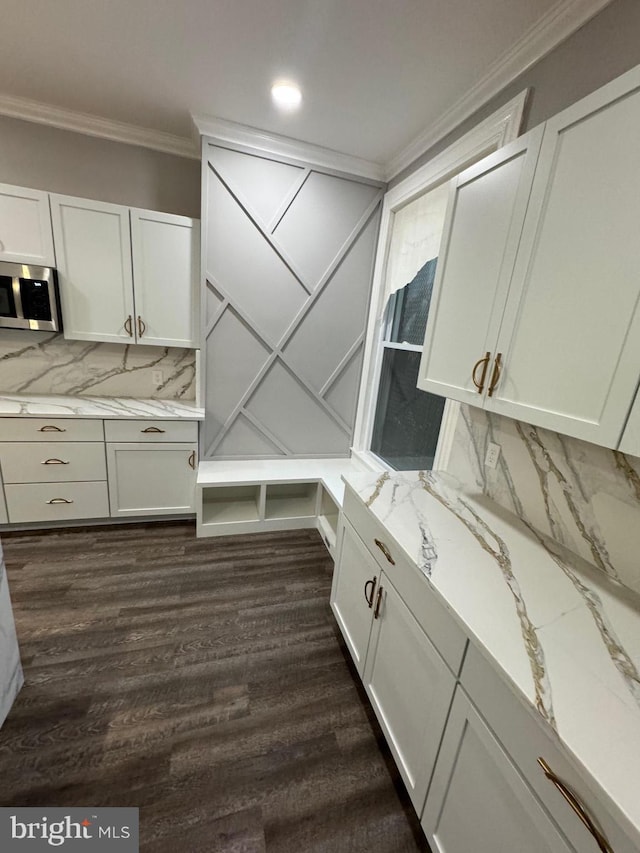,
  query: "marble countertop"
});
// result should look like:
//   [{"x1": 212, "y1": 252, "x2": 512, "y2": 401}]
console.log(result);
[
  {"x1": 0, "y1": 394, "x2": 204, "y2": 420},
  {"x1": 343, "y1": 469, "x2": 640, "y2": 842}
]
